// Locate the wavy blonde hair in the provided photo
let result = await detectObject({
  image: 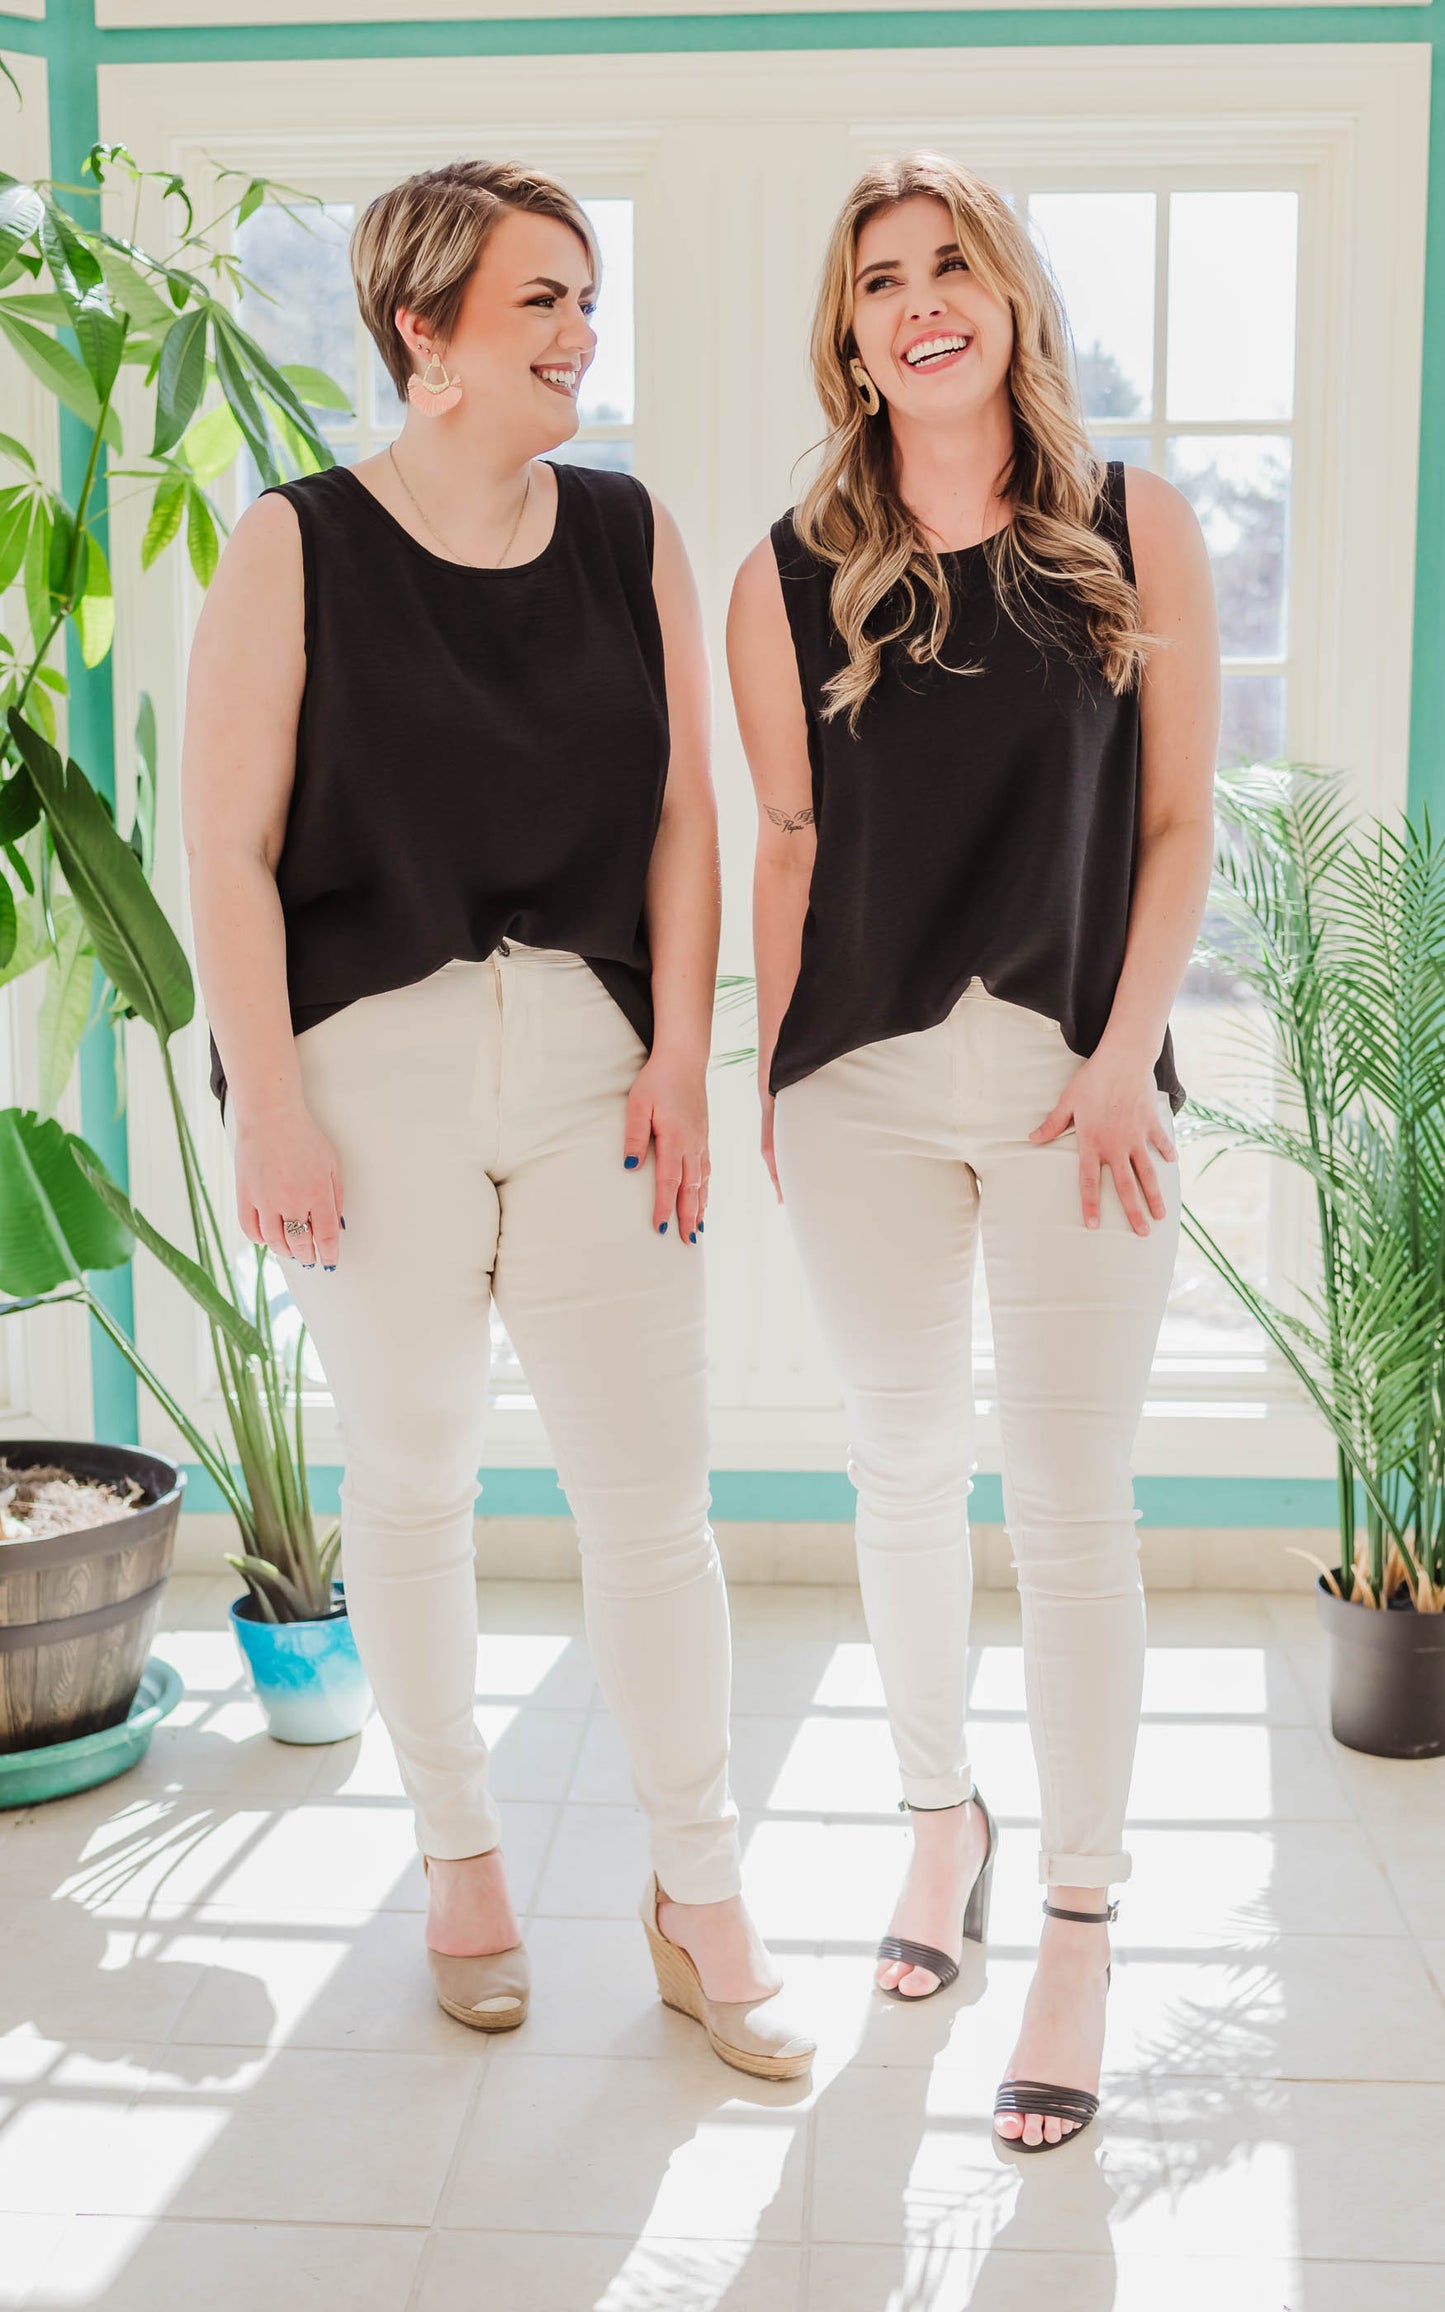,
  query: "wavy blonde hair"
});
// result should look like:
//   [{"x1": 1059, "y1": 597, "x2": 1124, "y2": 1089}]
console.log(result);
[{"x1": 797, "y1": 153, "x2": 1152, "y2": 729}]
